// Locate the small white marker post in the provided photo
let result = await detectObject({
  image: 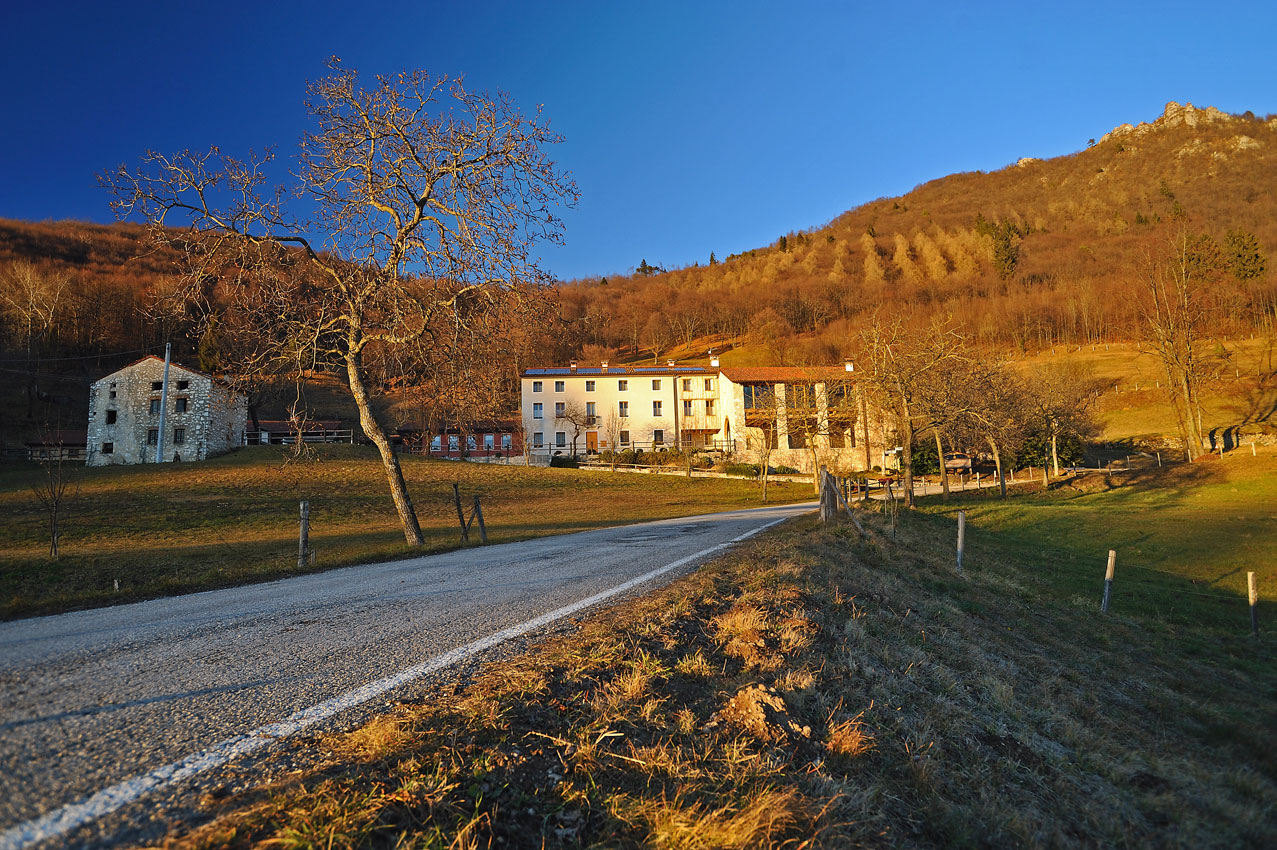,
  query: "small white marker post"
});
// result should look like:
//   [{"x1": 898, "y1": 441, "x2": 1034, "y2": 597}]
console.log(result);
[
  {"x1": 1101, "y1": 550, "x2": 1116, "y2": 613},
  {"x1": 1157, "y1": 452, "x2": 1161, "y2": 467},
  {"x1": 1252, "y1": 441, "x2": 1257, "y2": 457},
  {"x1": 956, "y1": 510, "x2": 966, "y2": 571},
  {"x1": 1249, "y1": 572, "x2": 1259, "y2": 637}
]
